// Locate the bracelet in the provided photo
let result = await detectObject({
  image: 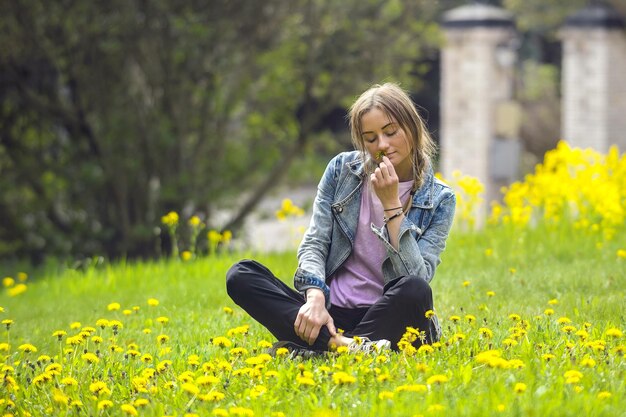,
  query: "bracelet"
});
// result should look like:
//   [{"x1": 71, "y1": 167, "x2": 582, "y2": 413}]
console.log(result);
[
  {"x1": 383, "y1": 206, "x2": 403, "y2": 212},
  {"x1": 383, "y1": 209, "x2": 404, "y2": 224}
]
